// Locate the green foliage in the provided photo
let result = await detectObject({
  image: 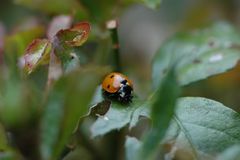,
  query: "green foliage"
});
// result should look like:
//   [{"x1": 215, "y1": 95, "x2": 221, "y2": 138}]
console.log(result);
[
  {"x1": 54, "y1": 22, "x2": 90, "y2": 71},
  {"x1": 139, "y1": 68, "x2": 180, "y2": 160},
  {"x1": 15, "y1": 0, "x2": 84, "y2": 15},
  {"x1": 14, "y1": 0, "x2": 161, "y2": 23},
  {"x1": 62, "y1": 147, "x2": 93, "y2": 160},
  {"x1": 4, "y1": 26, "x2": 44, "y2": 68},
  {"x1": 125, "y1": 136, "x2": 142, "y2": 160},
  {"x1": 0, "y1": 79, "x2": 41, "y2": 128},
  {"x1": 91, "y1": 98, "x2": 142, "y2": 138},
  {"x1": 142, "y1": 0, "x2": 161, "y2": 9},
  {"x1": 125, "y1": 97, "x2": 240, "y2": 160},
  {"x1": 217, "y1": 145, "x2": 240, "y2": 160},
  {"x1": 40, "y1": 67, "x2": 108, "y2": 159},
  {"x1": 152, "y1": 22, "x2": 240, "y2": 87},
  {"x1": 1, "y1": 1, "x2": 240, "y2": 160},
  {"x1": 0, "y1": 124, "x2": 8, "y2": 151},
  {"x1": 167, "y1": 97, "x2": 240, "y2": 159}
]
